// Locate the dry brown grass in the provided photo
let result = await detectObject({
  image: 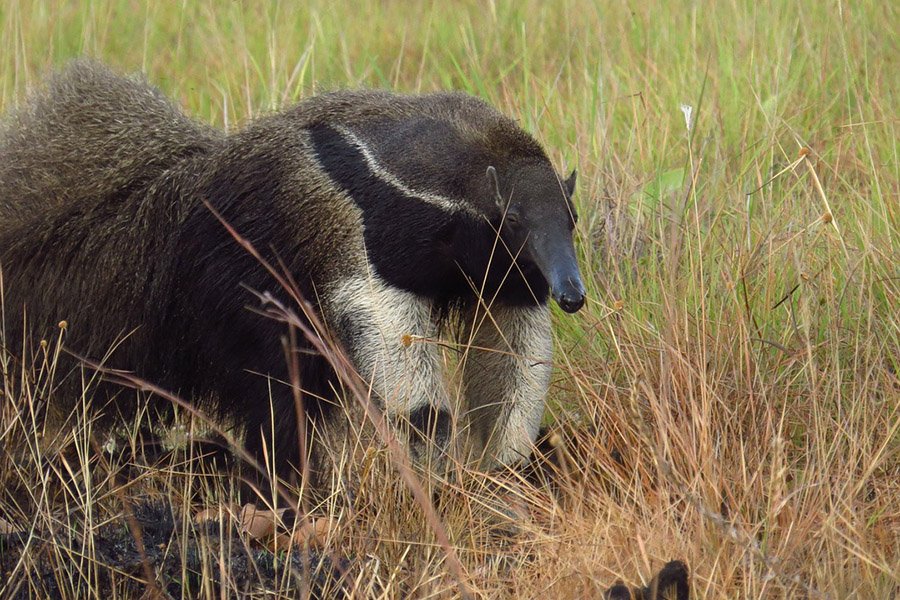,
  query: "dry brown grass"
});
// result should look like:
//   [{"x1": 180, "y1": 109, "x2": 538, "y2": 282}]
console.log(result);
[{"x1": 1, "y1": 0, "x2": 898, "y2": 598}]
